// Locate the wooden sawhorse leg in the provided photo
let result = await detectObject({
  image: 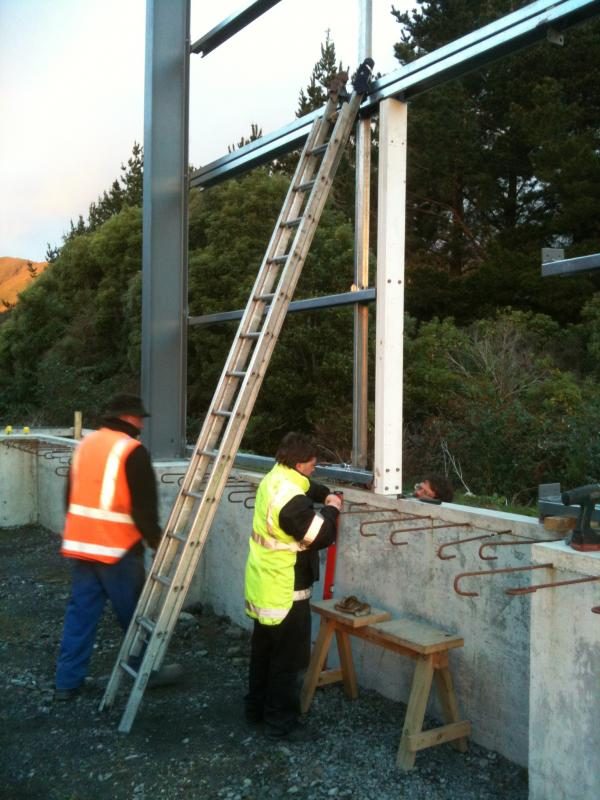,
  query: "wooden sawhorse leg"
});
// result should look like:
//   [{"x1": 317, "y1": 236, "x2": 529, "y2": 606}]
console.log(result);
[
  {"x1": 397, "y1": 655, "x2": 434, "y2": 770},
  {"x1": 301, "y1": 618, "x2": 336, "y2": 713},
  {"x1": 397, "y1": 653, "x2": 471, "y2": 769},
  {"x1": 300, "y1": 620, "x2": 359, "y2": 713},
  {"x1": 434, "y1": 665, "x2": 468, "y2": 753}
]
